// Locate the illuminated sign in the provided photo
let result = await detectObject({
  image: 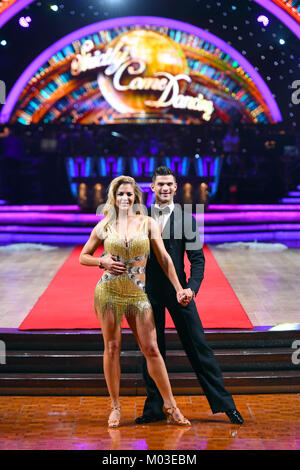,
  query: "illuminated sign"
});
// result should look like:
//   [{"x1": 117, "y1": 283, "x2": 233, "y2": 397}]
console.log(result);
[{"x1": 70, "y1": 30, "x2": 214, "y2": 121}]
